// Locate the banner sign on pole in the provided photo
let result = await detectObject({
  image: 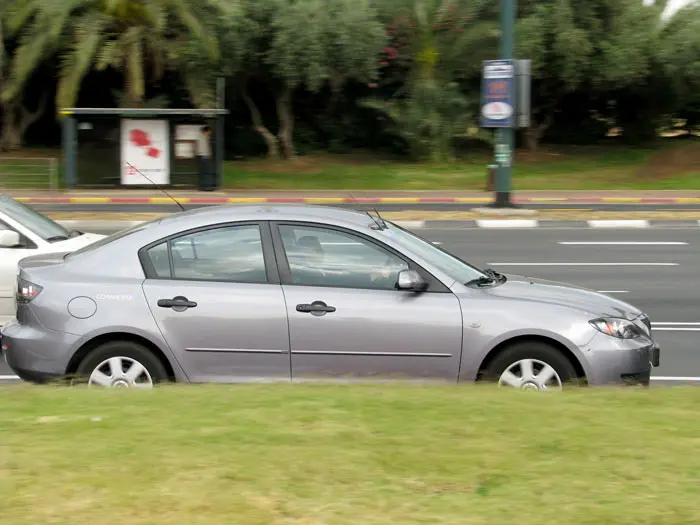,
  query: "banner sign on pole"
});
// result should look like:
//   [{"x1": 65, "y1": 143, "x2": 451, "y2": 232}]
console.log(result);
[
  {"x1": 516, "y1": 59, "x2": 532, "y2": 129},
  {"x1": 480, "y1": 59, "x2": 516, "y2": 128},
  {"x1": 120, "y1": 119, "x2": 170, "y2": 185}
]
